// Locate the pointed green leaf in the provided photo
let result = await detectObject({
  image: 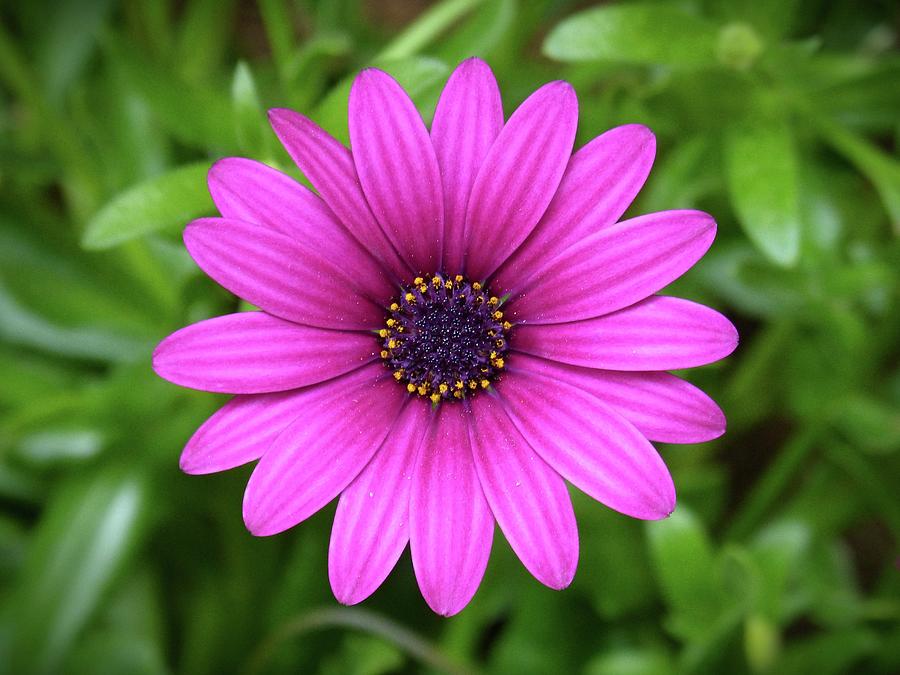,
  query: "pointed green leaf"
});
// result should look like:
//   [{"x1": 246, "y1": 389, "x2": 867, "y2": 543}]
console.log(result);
[
  {"x1": 725, "y1": 117, "x2": 802, "y2": 266},
  {"x1": 544, "y1": 3, "x2": 720, "y2": 67},
  {"x1": 82, "y1": 163, "x2": 213, "y2": 250}
]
